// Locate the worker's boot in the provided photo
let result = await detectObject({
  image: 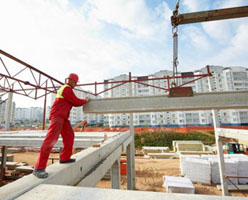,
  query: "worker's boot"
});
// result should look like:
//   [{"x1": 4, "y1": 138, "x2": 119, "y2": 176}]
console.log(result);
[
  {"x1": 33, "y1": 169, "x2": 48, "y2": 178},
  {"x1": 59, "y1": 158, "x2": 76, "y2": 164}
]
